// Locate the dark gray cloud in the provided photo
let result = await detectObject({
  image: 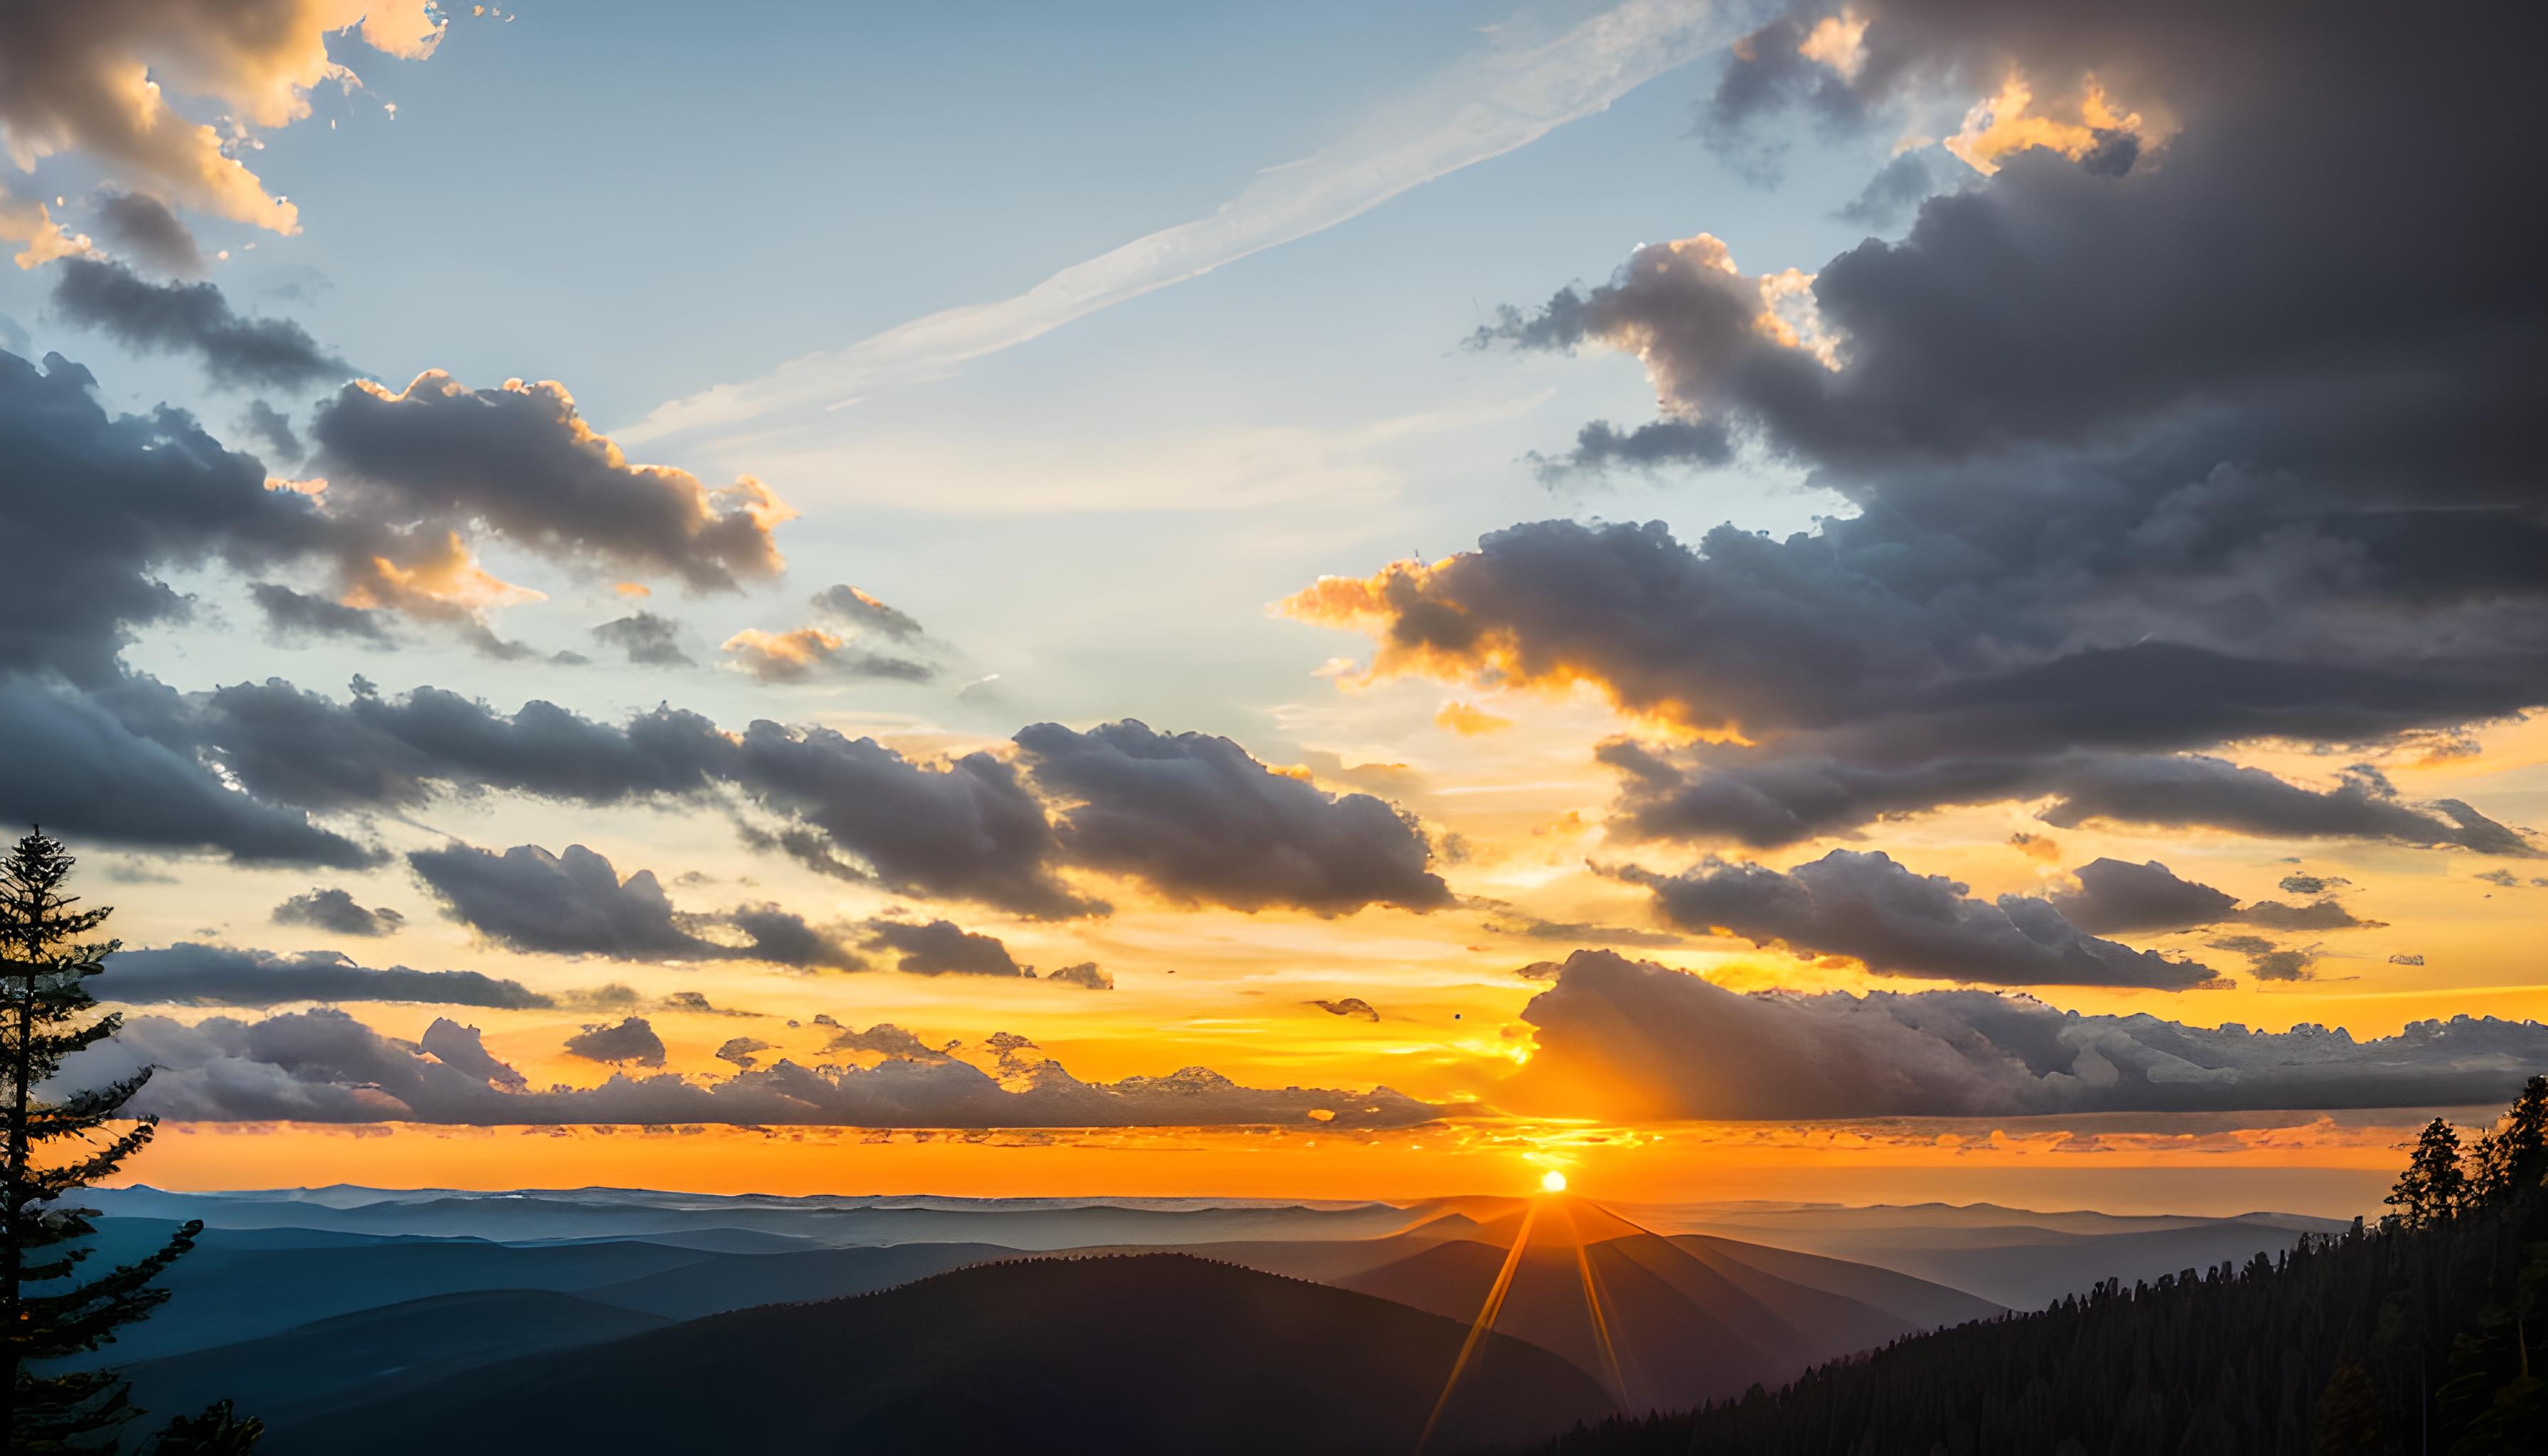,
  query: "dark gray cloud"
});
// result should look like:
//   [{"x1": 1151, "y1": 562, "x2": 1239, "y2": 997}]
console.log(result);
[
  {"x1": 1042, "y1": 961, "x2": 1112, "y2": 990},
  {"x1": 2045, "y1": 858, "x2": 2234, "y2": 935},
  {"x1": 592, "y1": 611, "x2": 695, "y2": 667},
  {"x1": 715, "y1": 1036, "x2": 776, "y2": 1069},
  {"x1": 240, "y1": 399, "x2": 301, "y2": 461},
  {"x1": 810, "y1": 584, "x2": 926, "y2": 641},
  {"x1": 249, "y1": 583, "x2": 393, "y2": 644},
  {"x1": 50, "y1": 258, "x2": 348, "y2": 390},
  {"x1": 1836, "y1": 150, "x2": 1944, "y2": 228},
  {"x1": 859, "y1": 919, "x2": 1027, "y2": 978},
  {"x1": 97, "y1": 944, "x2": 547, "y2": 1009},
  {"x1": 562, "y1": 1016, "x2": 668, "y2": 1067},
  {"x1": 412, "y1": 842, "x2": 717, "y2": 960},
  {"x1": 1015, "y1": 719, "x2": 1450, "y2": 915},
  {"x1": 1477, "y1": 906, "x2": 1686, "y2": 948},
  {"x1": 1531, "y1": 419, "x2": 1733, "y2": 482},
  {"x1": 2235, "y1": 899, "x2": 2380, "y2": 933},
  {"x1": 75, "y1": 1008, "x2": 1433, "y2": 1129},
  {"x1": 1302, "y1": 1, "x2": 2548, "y2": 859},
  {"x1": 410, "y1": 842, "x2": 862, "y2": 970},
  {"x1": 1312, "y1": 997, "x2": 1380, "y2": 1022},
  {"x1": 418, "y1": 1017, "x2": 528, "y2": 1089},
  {"x1": 1506, "y1": 950, "x2": 2548, "y2": 1120},
  {"x1": 94, "y1": 191, "x2": 205, "y2": 276},
  {"x1": 1598, "y1": 739, "x2": 2534, "y2": 856},
  {"x1": 1617, "y1": 848, "x2": 2225, "y2": 990},
  {"x1": 2205, "y1": 934, "x2": 2316, "y2": 983},
  {"x1": 308, "y1": 371, "x2": 788, "y2": 596},
  {"x1": 271, "y1": 886, "x2": 404, "y2": 937}
]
